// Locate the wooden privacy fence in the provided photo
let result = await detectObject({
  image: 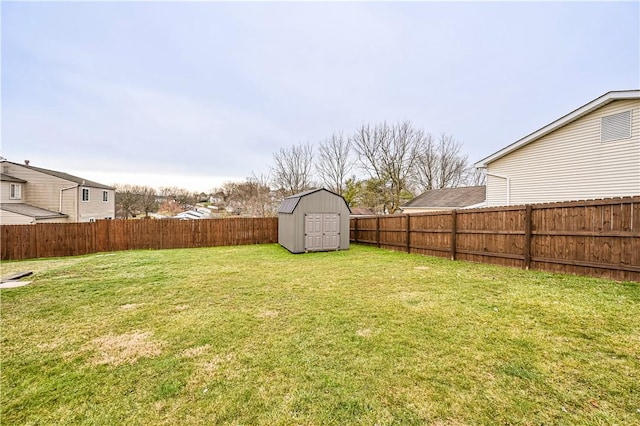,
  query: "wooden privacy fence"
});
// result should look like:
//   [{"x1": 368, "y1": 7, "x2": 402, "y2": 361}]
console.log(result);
[
  {"x1": 1, "y1": 217, "x2": 278, "y2": 261},
  {"x1": 351, "y1": 196, "x2": 640, "y2": 282}
]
